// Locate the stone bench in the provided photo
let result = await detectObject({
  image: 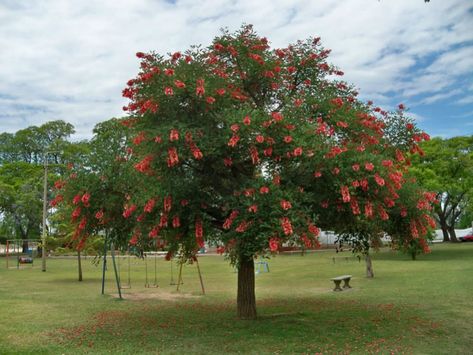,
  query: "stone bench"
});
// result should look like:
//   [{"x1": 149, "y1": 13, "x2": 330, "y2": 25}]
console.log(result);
[{"x1": 330, "y1": 275, "x2": 352, "y2": 291}]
